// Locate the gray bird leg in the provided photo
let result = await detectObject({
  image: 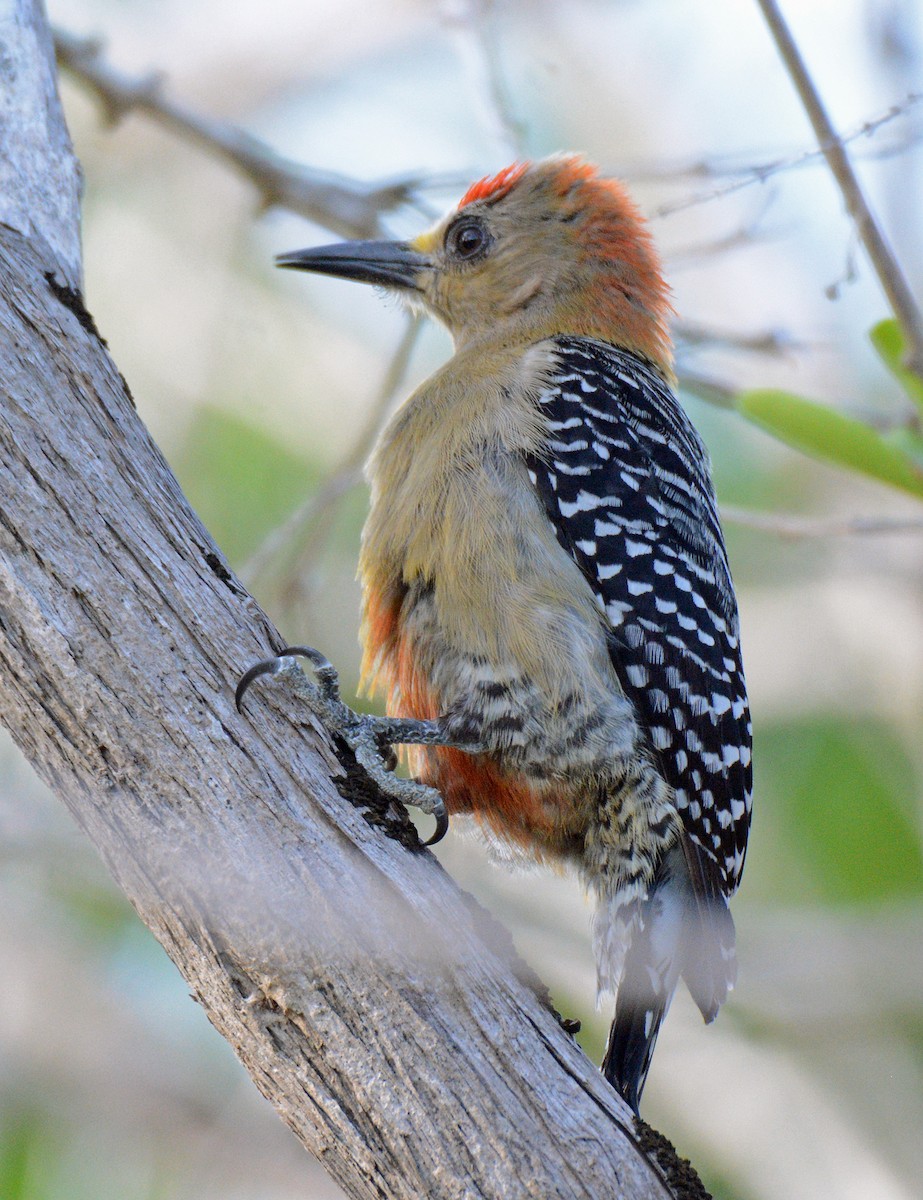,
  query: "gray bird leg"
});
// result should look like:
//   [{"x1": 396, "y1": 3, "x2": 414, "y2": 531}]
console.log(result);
[{"x1": 236, "y1": 645, "x2": 484, "y2": 844}]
